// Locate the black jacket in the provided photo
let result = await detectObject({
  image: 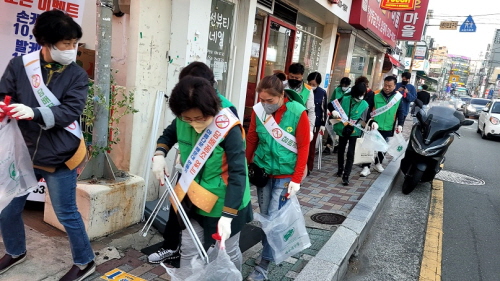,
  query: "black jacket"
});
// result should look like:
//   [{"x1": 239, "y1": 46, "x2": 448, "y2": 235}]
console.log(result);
[
  {"x1": 0, "y1": 55, "x2": 88, "y2": 167},
  {"x1": 313, "y1": 87, "x2": 328, "y2": 127}
]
